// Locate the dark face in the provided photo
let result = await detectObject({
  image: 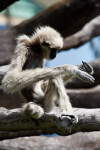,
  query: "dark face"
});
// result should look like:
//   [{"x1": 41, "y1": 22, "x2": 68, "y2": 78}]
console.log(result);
[
  {"x1": 42, "y1": 41, "x2": 58, "y2": 60},
  {"x1": 50, "y1": 48, "x2": 57, "y2": 59}
]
